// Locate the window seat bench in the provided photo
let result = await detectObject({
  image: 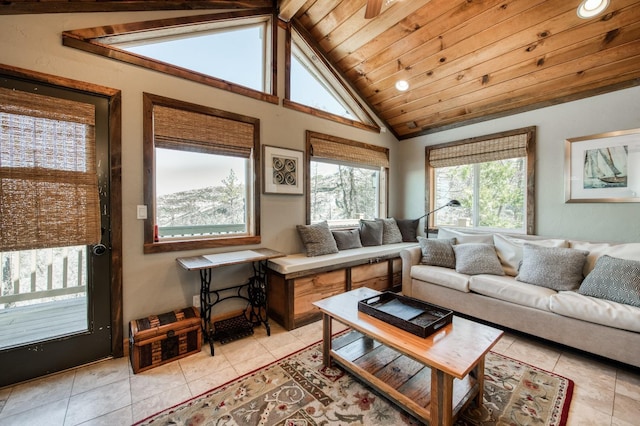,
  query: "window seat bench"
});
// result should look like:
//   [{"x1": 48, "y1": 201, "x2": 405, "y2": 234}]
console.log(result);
[{"x1": 266, "y1": 242, "x2": 417, "y2": 330}]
